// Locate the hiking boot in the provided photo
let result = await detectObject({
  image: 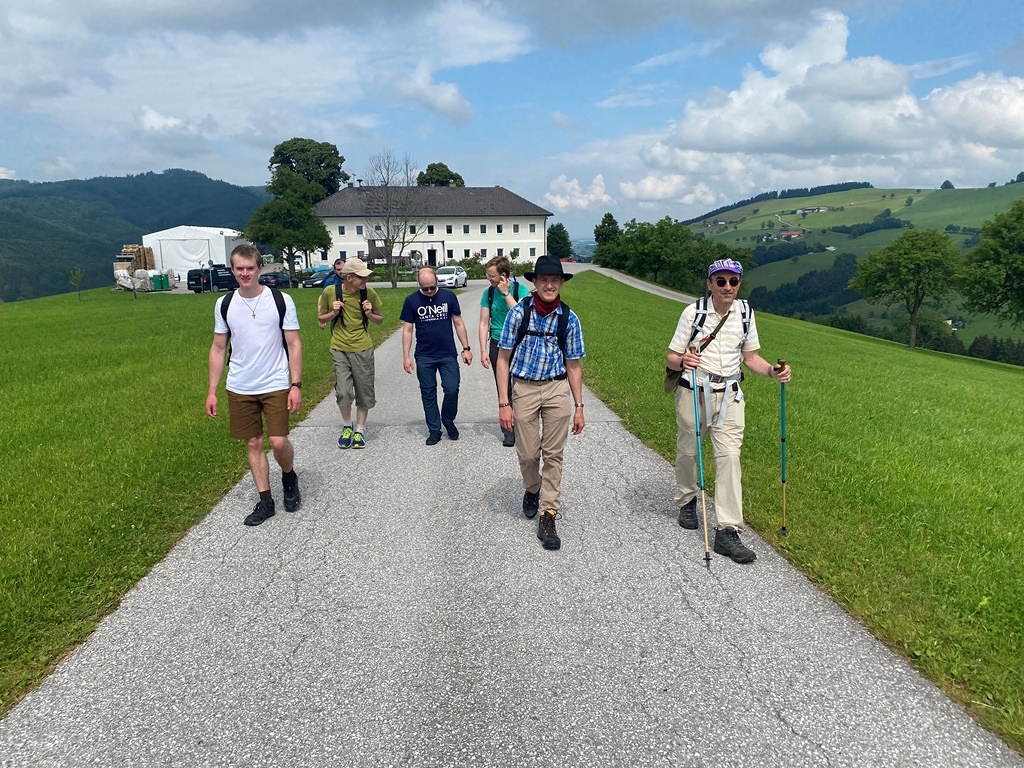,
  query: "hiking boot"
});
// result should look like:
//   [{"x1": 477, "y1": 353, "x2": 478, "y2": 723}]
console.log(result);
[
  {"x1": 677, "y1": 498, "x2": 698, "y2": 529},
  {"x1": 352, "y1": 431, "x2": 366, "y2": 449},
  {"x1": 522, "y1": 490, "x2": 540, "y2": 519},
  {"x1": 244, "y1": 498, "x2": 276, "y2": 527},
  {"x1": 426, "y1": 432, "x2": 442, "y2": 446},
  {"x1": 502, "y1": 430, "x2": 516, "y2": 448},
  {"x1": 537, "y1": 510, "x2": 561, "y2": 550},
  {"x1": 713, "y1": 527, "x2": 756, "y2": 564},
  {"x1": 283, "y1": 477, "x2": 301, "y2": 513},
  {"x1": 445, "y1": 424, "x2": 460, "y2": 441},
  {"x1": 338, "y1": 426, "x2": 354, "y2": 449}
]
